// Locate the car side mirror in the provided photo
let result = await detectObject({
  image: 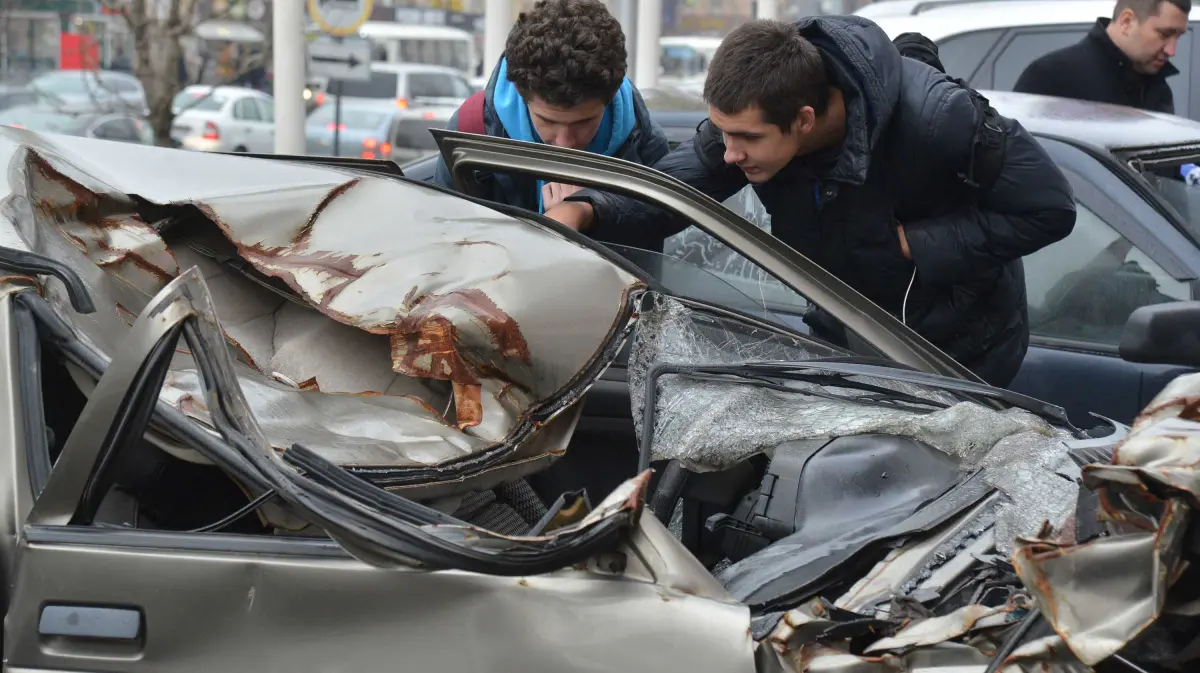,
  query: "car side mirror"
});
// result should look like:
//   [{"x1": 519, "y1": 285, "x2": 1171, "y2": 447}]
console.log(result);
[{"x1": 1119, "y1": 301, "x2": 1200, "y2": 367}]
